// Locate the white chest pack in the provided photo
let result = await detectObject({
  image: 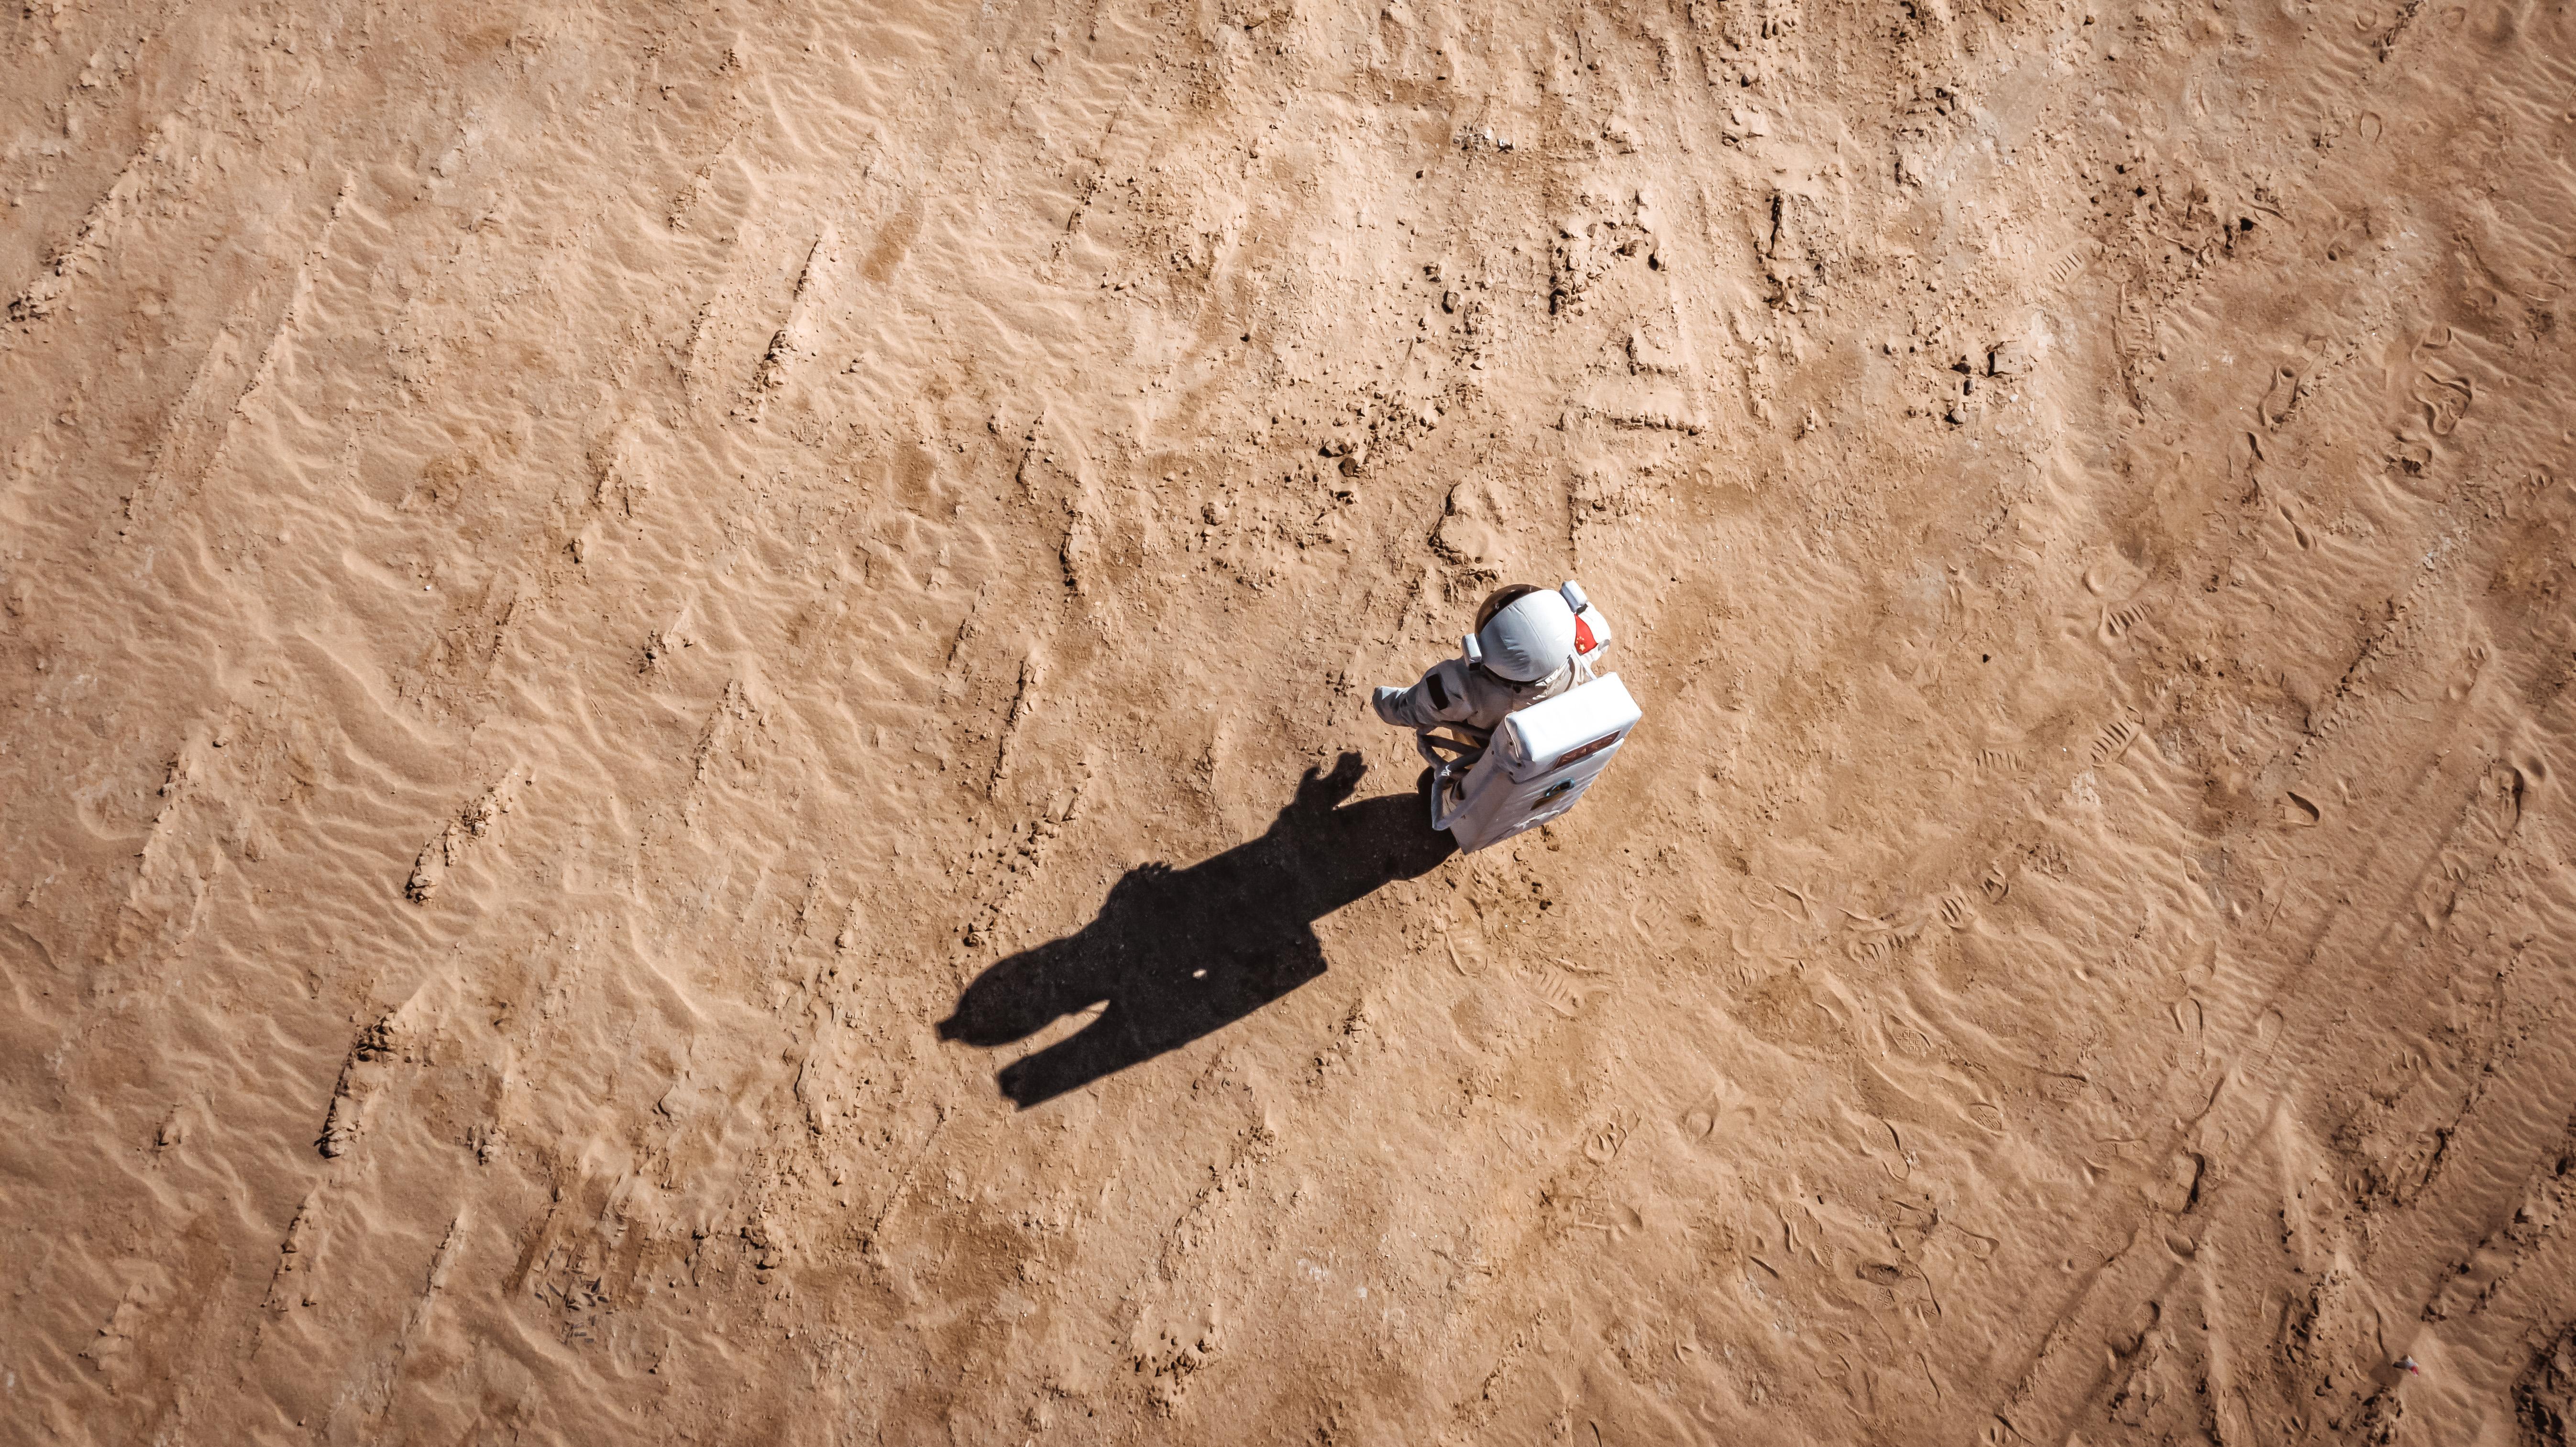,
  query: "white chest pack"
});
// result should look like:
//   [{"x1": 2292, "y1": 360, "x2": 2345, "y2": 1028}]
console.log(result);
[{"x1": 1420, "y1": 581, "x2": 1640, "y2": 853}]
